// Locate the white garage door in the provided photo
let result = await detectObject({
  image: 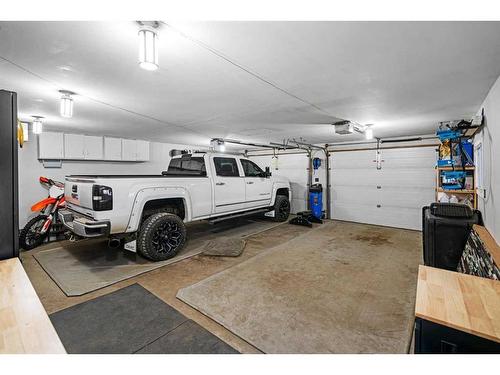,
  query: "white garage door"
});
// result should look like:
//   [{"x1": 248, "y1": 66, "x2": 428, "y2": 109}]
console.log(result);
[
  {"x1": 251, "y1": 153, "x2": 312, "y2": 213},
  {"x1": 330, "y1": 147, "x2": 436, "y2": 230}
]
